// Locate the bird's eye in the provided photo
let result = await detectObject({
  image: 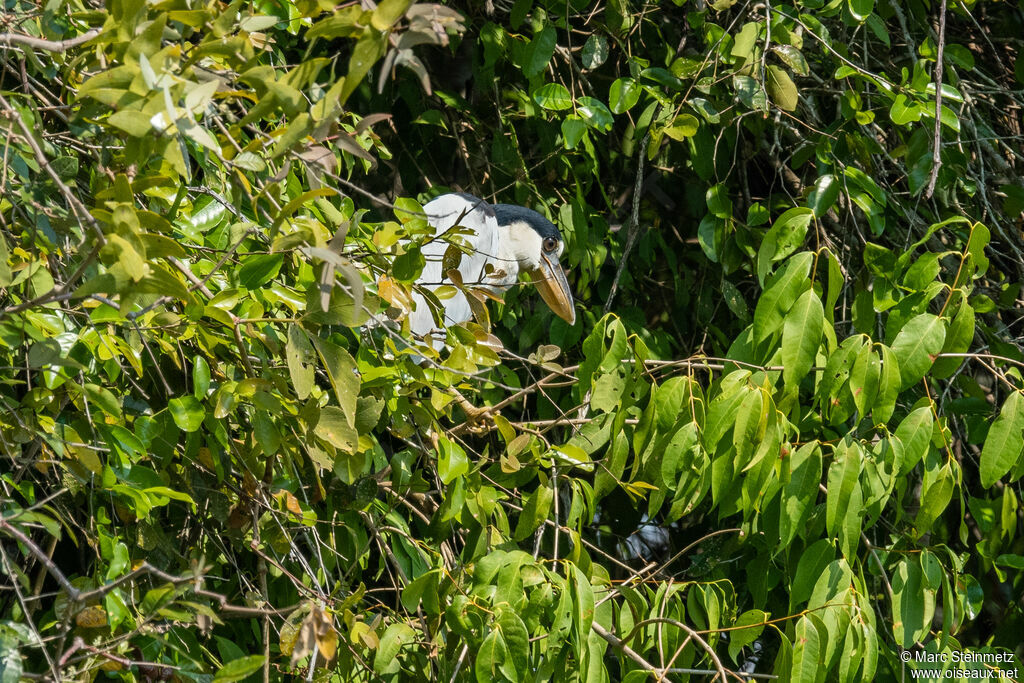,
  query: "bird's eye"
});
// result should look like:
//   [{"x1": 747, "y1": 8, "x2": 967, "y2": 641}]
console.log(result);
[{"x1": 543, "y1": 237, "x2": 558, "y2": 253}]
